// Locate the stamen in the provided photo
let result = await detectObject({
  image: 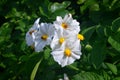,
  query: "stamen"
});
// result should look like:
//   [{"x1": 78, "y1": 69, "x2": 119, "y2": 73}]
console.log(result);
[
  {"x1": 29, "y1": 30, "x2": 35, "y2": 35},
  {"x1": 64, "y1": 48, "x2": 71, "y2": 57},
  {"x1": 59, "y1": 37, "x2": 65, "y2": 44},
  {"x1": 61, "y1": 23, "x2": 68, "y2": 29},
  {"x1": 41, "y1": 34, "x2": 48, "y2": 40},
  {"x1": 77, "y1": 34, "x2": 84, "y2": 40}
]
